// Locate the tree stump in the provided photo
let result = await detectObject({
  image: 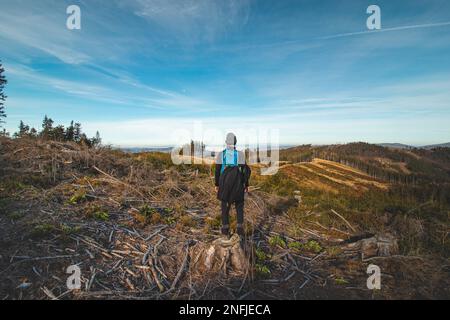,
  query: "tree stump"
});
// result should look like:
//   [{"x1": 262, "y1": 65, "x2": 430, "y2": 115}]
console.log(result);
[
  {"x1": 343, "y1": 233, "x2": 399, "y2": 260},
  {"x1": 190, "y1": 234, "x2": 249, "y2": 276}
]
